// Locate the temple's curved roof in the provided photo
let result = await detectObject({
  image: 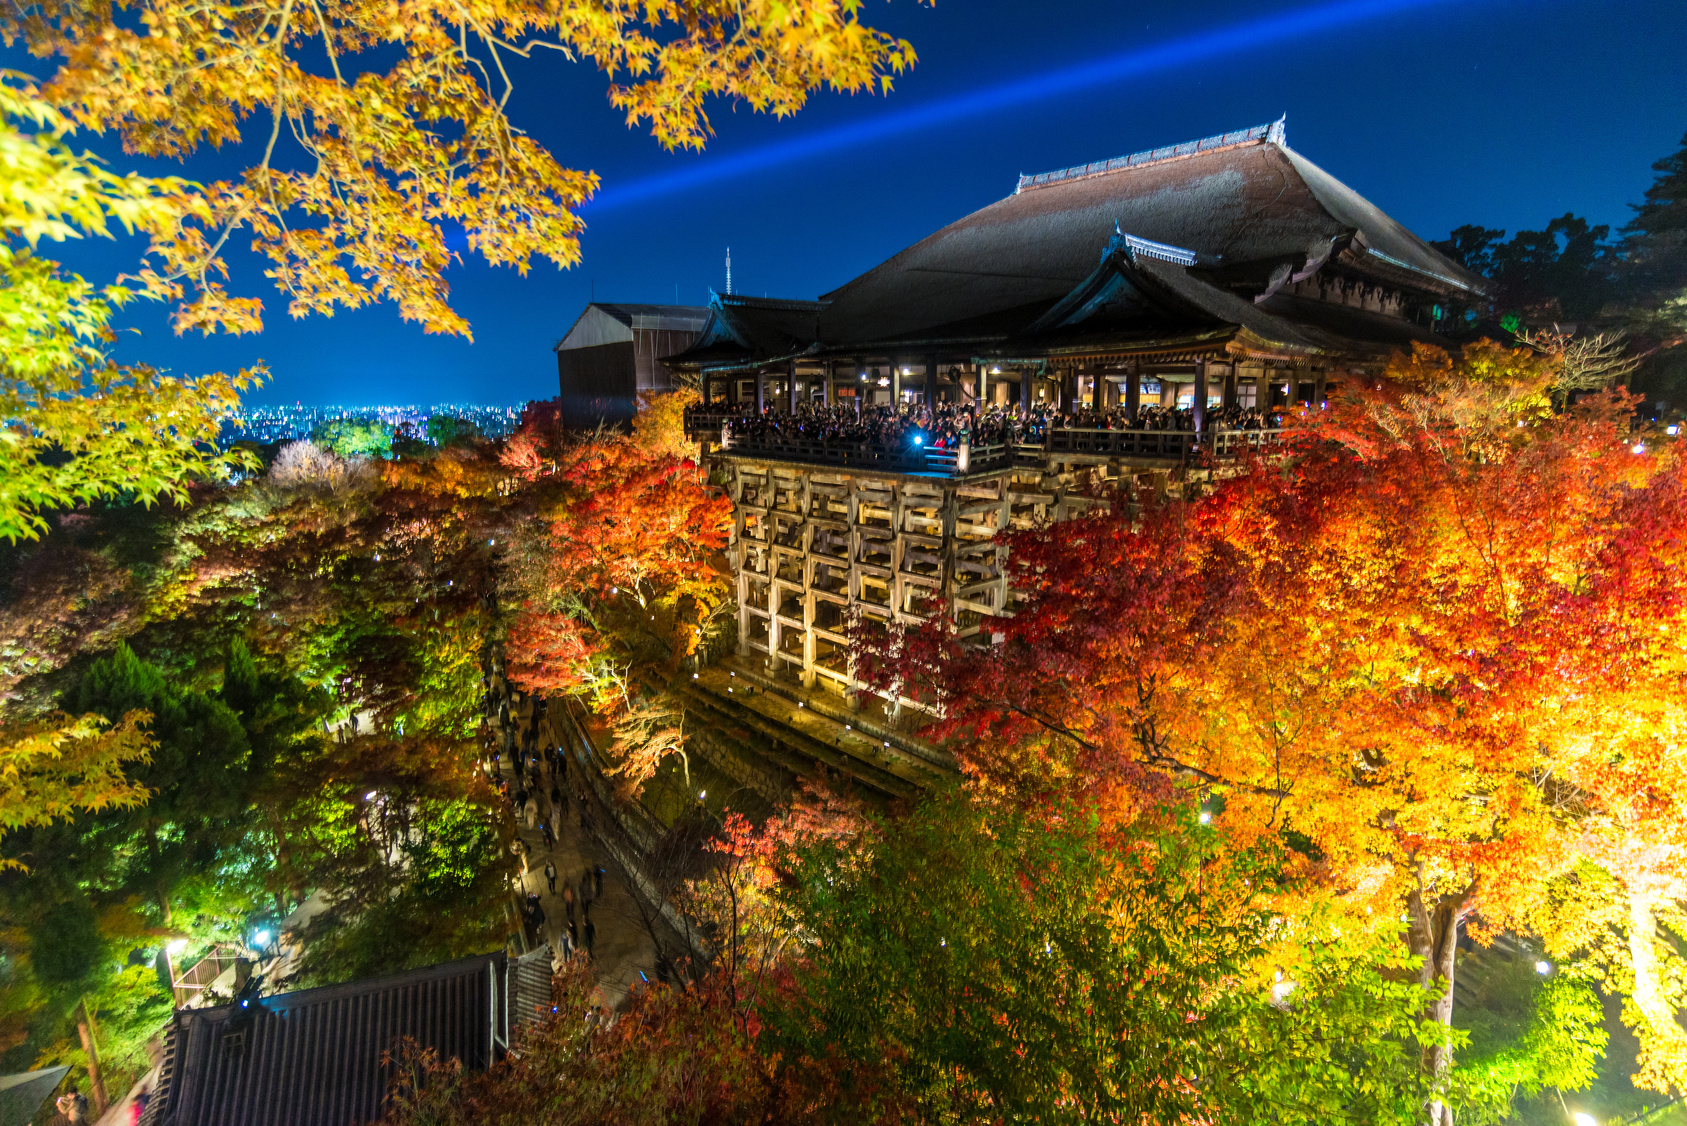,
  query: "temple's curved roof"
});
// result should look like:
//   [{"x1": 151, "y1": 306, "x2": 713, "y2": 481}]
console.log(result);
[{"x1": 812, "y1": 120, "x2": 1480, "y2": 349}]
